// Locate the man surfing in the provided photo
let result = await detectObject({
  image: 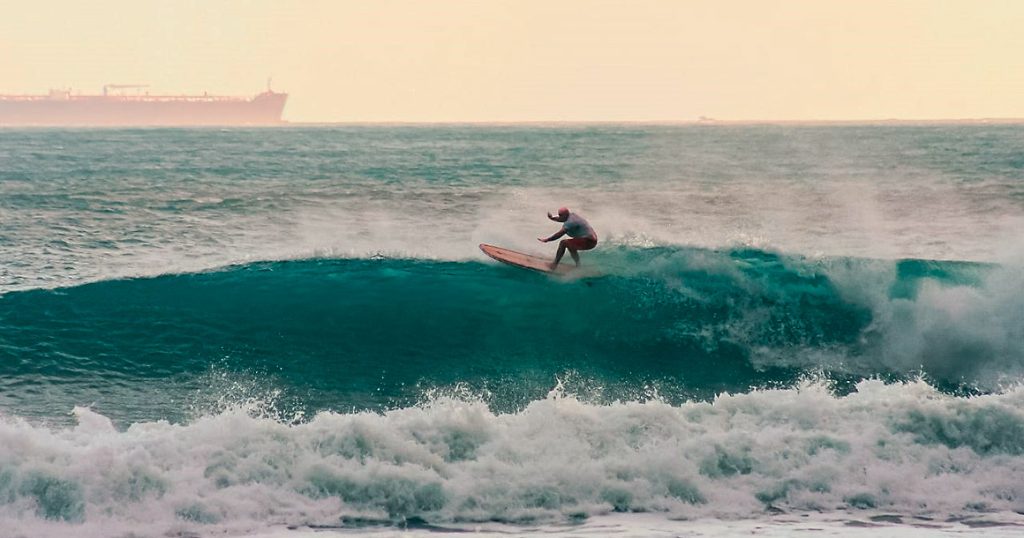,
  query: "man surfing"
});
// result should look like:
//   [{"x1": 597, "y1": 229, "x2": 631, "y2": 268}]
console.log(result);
[{"x1": 538, "y1": 207, "x2": 598, "y2": 269}]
